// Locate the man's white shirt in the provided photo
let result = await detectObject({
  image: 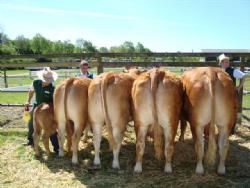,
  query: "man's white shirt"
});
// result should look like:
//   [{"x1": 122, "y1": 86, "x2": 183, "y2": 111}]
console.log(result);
[{"x1": 233, "y1": 69, "x2": 245, "y2": 79}]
